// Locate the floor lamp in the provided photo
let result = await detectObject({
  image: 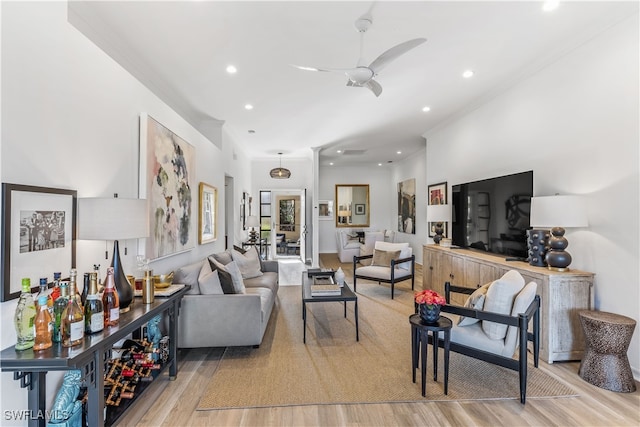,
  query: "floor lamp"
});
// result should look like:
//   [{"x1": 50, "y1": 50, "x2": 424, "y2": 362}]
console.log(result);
[{"x1": 79, "y1": 196, "x2": 149, "y2": 312}]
